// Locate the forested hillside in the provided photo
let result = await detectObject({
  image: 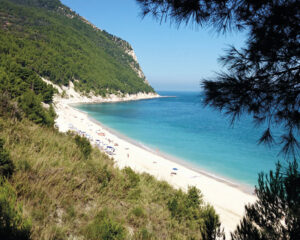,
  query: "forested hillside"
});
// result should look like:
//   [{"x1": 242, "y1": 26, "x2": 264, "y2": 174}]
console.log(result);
[{"x1": 0, "y1": 0, "x2": 154, "y2": 96}]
